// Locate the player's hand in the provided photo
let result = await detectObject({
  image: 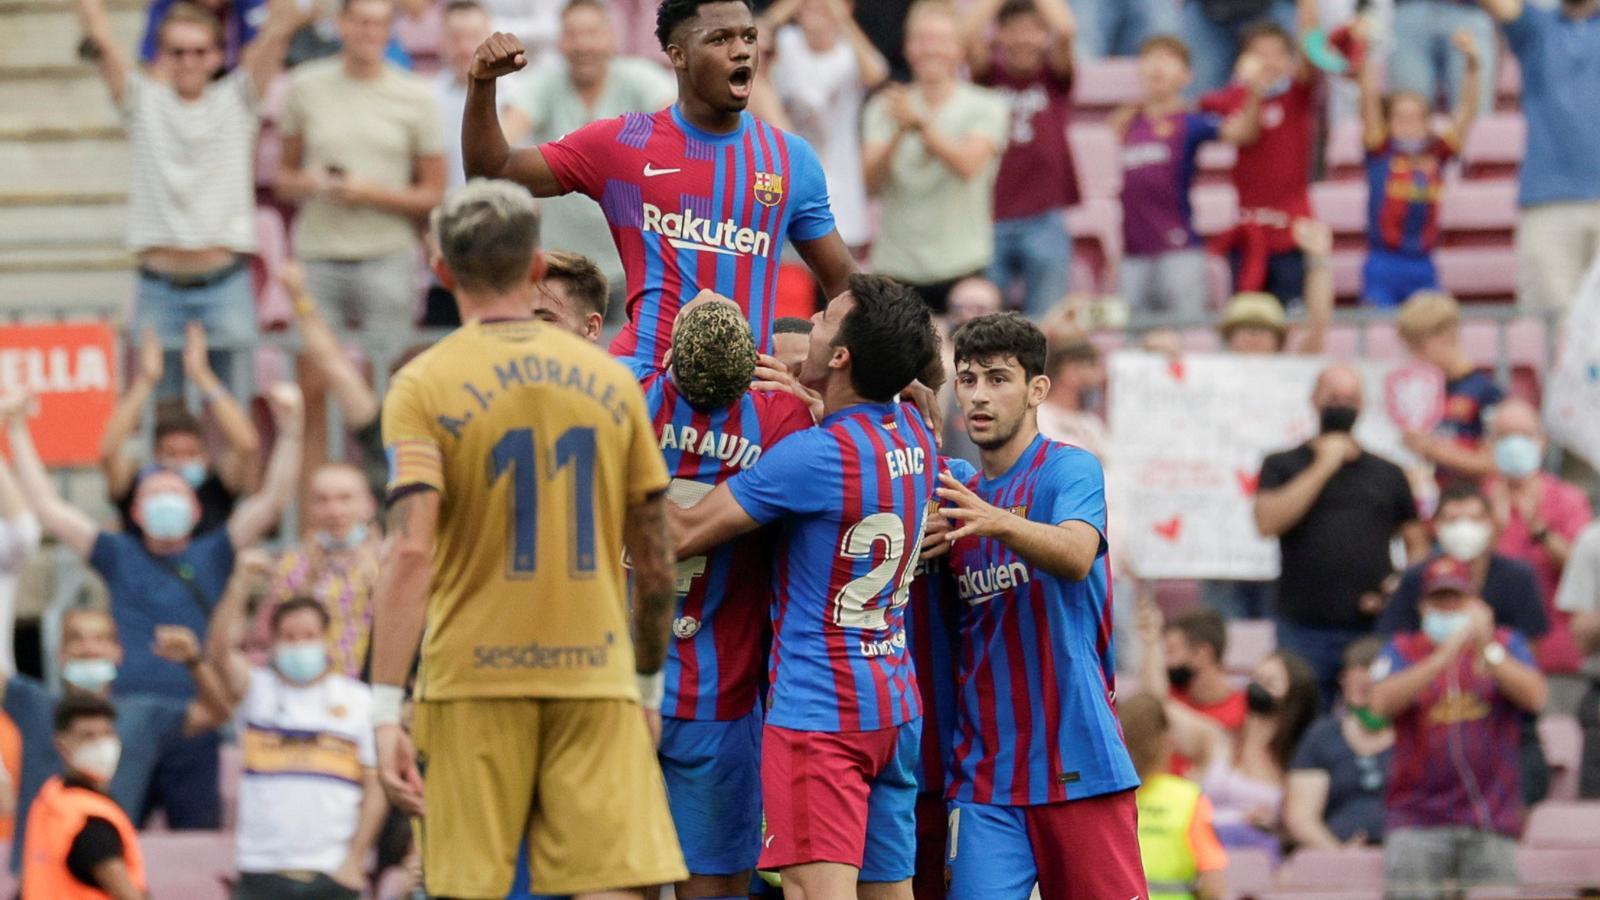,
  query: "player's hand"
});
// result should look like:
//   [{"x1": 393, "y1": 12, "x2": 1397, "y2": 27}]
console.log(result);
[
  {"x1": 151, "y1": 625, "x2": 201, "y2": 666},
  {"x1": 753, "y1": 354, "x2": 823, "y2": 422},
  {"x1": 900, "y1": 379, "x2": 942, "y2": 442},
  {"x1": 469, "y1": 32, "x2": 528, "y2": 81},
  {"x1": 181, "y1": 321, "x2": 215, "y2": 384},
  {"x1": 137, "y1": 326, "x2": 164, "y2": 385},
  {"x1": 376, "y1": 723, "x2": 426, "y2": 818},
  {"x1": 919, "y1": 506, "x2": 954, "y2": 560},
  {"x1": 642, "y1": 708, "x2": 662, "y2": 750},
  {"x1": 937, "y1": 472, "x2": 1011, "y2": 543}
]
